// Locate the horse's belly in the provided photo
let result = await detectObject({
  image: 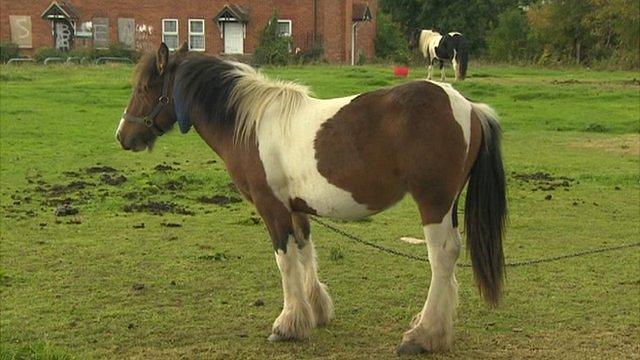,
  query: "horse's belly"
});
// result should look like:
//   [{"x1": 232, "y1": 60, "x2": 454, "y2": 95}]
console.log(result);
[
  {"x1": 258, "y1": 96, "x2": 379, "y2": 220},
  {"x1": 290, "y1": 178, "x2": 377, "y2": 220}
]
